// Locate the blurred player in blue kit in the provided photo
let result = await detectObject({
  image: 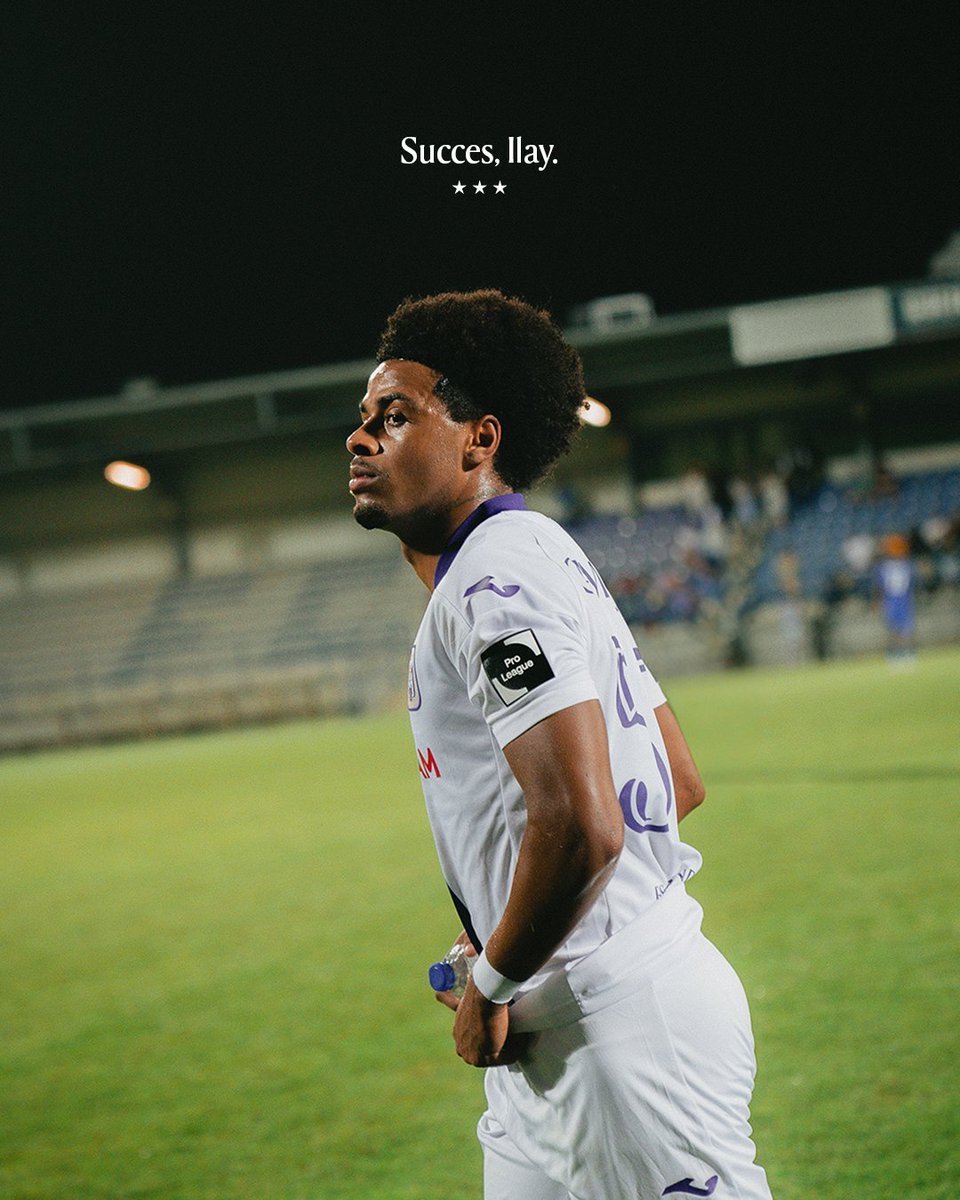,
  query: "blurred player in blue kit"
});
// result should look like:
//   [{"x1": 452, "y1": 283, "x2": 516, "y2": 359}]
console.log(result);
[
  {"x1": 346, "y1": 290, "x2": 773, "y2": 1200},
  {"x1": 876, "y1": 534, "x2": 917, "y2": 666}
]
